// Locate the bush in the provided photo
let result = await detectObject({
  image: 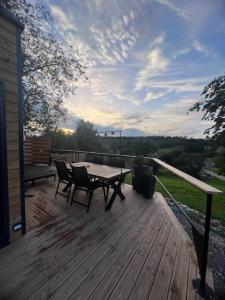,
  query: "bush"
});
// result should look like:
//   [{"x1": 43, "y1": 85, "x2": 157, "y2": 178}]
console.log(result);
[
  {"x1": 157, "y1": 149, "x2": 205, "y2": 178},
  {"x1": 214, "y1": 147, "x2": 225, "y2": 175},
  {"x1": 173, "y1": 152, "x2": 205, "y2": 178}
]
